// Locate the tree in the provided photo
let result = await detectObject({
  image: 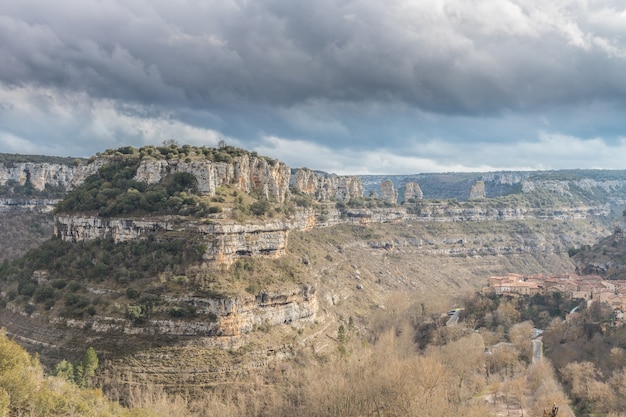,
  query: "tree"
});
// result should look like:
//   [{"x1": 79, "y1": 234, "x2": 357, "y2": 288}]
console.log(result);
[
  {"x1": 82, "y1": 347, "x2": 99, "y2": 378},
  {"x1": 509, "y1": 321, "x2": 534, "y2": 362},
  {"x1": 495, "y1": 300, "x2": 521, "y2": 329},
  {"x1": 53, "y1": 359, "x2": 74, "y2": 382},
  {"x1": 74, "y1": 347, "x2": 99, "y2": 387},
  {"x1": 561, "y1": 361, "x2": 615, "y2": 413}
]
